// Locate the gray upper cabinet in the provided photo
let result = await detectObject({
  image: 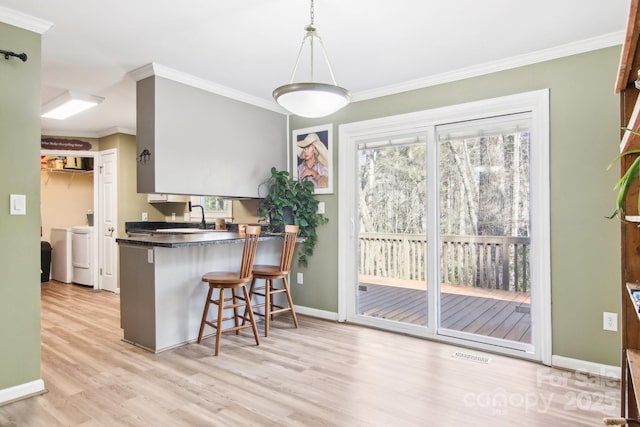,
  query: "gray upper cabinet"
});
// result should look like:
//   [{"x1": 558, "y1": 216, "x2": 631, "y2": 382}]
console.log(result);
[{"x1": 136, "y1": 75, "x2": 287, "y2": 198}]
